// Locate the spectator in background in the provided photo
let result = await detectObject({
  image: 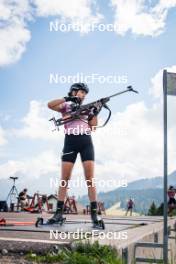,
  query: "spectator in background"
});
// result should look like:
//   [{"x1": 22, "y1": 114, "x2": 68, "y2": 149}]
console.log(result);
[
  {"x1": 18, "y1": 188, "x2": 29, "y2": 209},
  {"x1": 126, "y1": 198, "x2": 135, "y2": 216},
  {"x1": 168, "y1": 185, "x2": 176, "y2": 214}
]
